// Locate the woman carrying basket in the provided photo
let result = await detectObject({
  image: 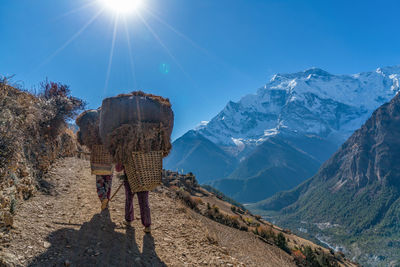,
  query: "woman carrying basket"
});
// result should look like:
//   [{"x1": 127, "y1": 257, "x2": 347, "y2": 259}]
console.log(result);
[
  {"x1": 75, "y1": 109, "x2": 114, "y2": 211},
  {"x1": 99, "y1": 91, "x2": 174, "y2": 234},
  {"x1": 115, "y1": 163, "x2": 151, "y2": 233}
]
